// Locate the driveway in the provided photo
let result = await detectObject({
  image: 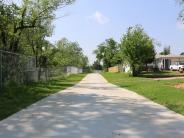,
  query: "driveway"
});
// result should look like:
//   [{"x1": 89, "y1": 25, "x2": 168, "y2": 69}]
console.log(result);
[{"x1": 1, "y1": 73, "x2": 184, "y2": 138}]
